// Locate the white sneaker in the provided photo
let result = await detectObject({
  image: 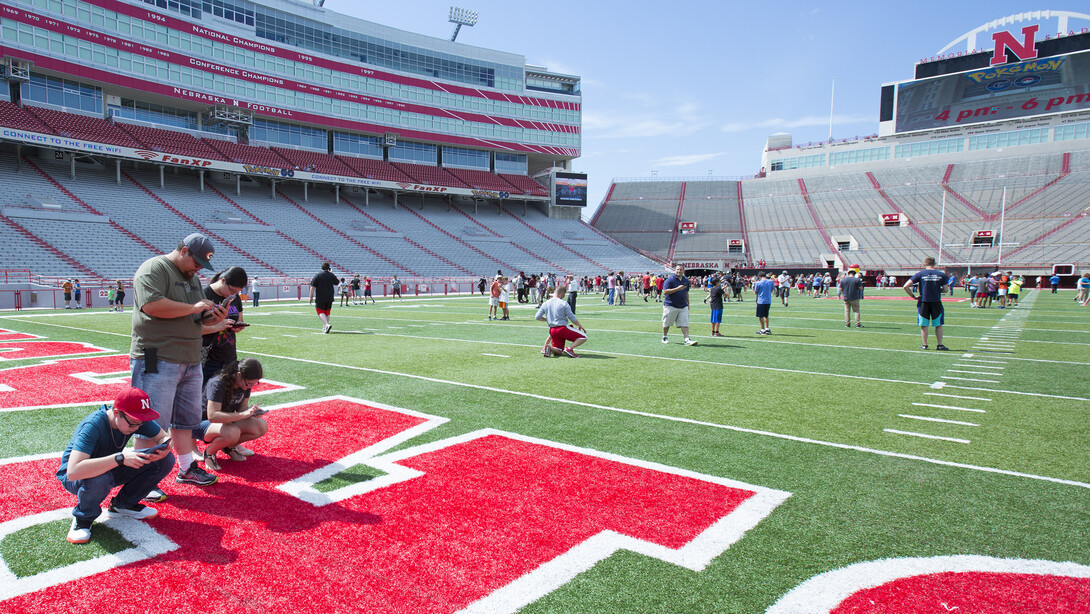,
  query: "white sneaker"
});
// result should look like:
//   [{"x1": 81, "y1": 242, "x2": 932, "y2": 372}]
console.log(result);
[
  {"x1": 67, "y1": 518, "x2": 92, "y2": 544},
  {"x1": 108, "y1": 502, "x2": 159, "y2": 519},
  {"x1": 684, "y1": 339, "x2": 698, "y2": 346},
  {"x1": 662, "y1": 336, "x2": 669, "y2": 344},
  {"x1": 322, "y1": 324, "x2": 332, "y2": 334}
]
